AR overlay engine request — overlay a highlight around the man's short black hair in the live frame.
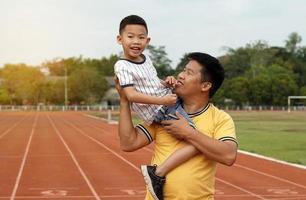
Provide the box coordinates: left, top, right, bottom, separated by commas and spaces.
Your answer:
187, 52, 224, 97
119, 15, 148, 34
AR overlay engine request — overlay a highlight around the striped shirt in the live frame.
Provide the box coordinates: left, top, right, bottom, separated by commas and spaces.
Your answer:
114, 54, 171, 124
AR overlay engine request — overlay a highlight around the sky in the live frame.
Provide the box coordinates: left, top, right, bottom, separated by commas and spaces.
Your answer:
1, 0, 306, 68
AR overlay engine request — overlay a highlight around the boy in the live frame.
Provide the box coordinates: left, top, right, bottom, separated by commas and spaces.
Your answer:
114, 15, 198, 200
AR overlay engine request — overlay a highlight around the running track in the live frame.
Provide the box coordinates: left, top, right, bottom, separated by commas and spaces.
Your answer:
0, 112, 305, 200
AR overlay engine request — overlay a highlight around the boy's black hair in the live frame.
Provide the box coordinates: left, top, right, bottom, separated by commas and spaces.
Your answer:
119, 15, 148, 34
187, 52, 224, 97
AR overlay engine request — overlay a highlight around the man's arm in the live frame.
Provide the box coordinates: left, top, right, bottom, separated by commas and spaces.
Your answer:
161, 112, 237, 166
115, 78, 151, 152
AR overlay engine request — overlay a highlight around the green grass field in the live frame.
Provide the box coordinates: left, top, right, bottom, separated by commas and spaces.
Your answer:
227, 111, 306, 165
88, 110, 306, 166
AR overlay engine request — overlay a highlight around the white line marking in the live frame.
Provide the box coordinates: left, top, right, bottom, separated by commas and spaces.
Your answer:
239, 150, 306, 170
60, 117, 140, 172
234, 163, 306, 189
63, 115, 270, 199
0, 194, 144, 199
216, 178, 267, 200
47, 114, 101, 200
0, 114, 29, 140
10, 113, 38, 200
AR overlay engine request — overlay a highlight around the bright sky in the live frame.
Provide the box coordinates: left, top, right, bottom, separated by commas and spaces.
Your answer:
1, 0, 306, 68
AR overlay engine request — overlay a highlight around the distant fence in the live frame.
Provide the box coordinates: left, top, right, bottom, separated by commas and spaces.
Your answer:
0, 105, 305, 112
0, 105, 119, 112
219, 105, 306, 112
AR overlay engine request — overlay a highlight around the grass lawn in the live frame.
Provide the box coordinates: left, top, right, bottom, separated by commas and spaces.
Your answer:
88, 110, 306, 166
227, 111, 306, 165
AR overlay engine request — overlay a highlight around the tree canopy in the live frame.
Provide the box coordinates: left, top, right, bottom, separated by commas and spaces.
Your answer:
0, 32, 305, 106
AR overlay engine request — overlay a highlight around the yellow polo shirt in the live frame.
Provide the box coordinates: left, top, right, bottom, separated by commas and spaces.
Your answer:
136, 103, 237, 200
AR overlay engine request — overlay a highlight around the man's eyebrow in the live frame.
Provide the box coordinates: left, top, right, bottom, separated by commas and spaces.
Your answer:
185, 67, 195, 73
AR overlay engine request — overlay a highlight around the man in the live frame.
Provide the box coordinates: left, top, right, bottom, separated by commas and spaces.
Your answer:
115, 52, 238, 200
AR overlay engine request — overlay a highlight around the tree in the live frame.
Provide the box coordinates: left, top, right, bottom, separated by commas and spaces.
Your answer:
175, 53, 189, 75
0, 87, 10, 104
146, 45, 174, 78
268, 65, 298, 105
285, 32, 302, 54
223, 77, 249, 106
68, 67, 108, 104
248, 75, 272, 105
1, 64, 45, 105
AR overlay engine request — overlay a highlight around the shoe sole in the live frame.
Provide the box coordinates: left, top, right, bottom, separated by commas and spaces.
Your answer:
141, 165, 159, 200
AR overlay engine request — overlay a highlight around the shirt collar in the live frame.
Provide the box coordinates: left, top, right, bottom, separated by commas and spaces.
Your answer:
187, 103, 210, 118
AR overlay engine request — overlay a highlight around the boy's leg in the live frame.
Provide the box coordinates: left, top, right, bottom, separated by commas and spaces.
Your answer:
141, 145, 198, 200
155, 144, 198, 177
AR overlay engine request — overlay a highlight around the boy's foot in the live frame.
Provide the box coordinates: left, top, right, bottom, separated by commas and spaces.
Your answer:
141, 165, 165, 200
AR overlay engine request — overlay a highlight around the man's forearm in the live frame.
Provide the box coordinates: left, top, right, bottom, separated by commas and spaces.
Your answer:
118, 100, 137, 151
185, 131, 237, 166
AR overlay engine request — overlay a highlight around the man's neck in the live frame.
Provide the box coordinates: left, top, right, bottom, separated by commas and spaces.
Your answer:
182, 96, 209, 114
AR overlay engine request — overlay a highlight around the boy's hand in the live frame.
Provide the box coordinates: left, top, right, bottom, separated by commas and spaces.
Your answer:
162, 76, 177, 88
162, 94, 177, 106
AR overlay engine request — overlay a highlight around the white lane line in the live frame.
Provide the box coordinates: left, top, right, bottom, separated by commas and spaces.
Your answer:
239, 150, 306, 170
0, 113, 29, 140
234, 163, 306, 189
216, 178, 267, 200
61, 115, 269, 199
1, 194, 144, 199
47, 114, 101, 200
60, 117, 140, 172
10, 113, 38, 200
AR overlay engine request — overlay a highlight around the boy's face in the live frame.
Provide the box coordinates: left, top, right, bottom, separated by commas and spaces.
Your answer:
117, 24, 150, 61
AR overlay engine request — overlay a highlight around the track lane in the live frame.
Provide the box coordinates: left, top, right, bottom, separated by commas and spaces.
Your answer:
9, 113, 99, 199
0, 113, 34, 198
1, 112, 305, 200
49, 112, 146, 199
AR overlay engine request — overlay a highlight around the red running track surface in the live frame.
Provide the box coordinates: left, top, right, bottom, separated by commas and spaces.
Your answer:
0, 112, 305, 200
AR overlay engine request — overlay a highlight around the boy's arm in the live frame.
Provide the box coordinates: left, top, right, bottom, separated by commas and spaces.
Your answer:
123, 86, 177, 106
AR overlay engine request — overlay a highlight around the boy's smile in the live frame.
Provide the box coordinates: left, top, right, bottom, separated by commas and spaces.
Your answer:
117, 24, 150, 62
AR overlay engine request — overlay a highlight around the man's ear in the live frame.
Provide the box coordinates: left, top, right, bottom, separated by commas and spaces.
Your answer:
201, 82, 212, 92
116, 35, 122, 44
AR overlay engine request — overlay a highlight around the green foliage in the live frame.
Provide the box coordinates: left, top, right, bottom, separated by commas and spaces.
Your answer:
68, 67, 108, 104
1, 34, 306, 106
147, 45, 174, 78
174, 53, 189, 76
1, 64, 45, 105
300, 86, 306, 95
216, 32, 305, 106
223, 77, 249, 106
0, 87, 10, 104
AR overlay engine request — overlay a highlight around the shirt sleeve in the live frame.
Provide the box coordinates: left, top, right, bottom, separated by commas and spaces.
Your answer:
135, 123, 156, 143
214, 112, 238, 146
114, 61, 134, 87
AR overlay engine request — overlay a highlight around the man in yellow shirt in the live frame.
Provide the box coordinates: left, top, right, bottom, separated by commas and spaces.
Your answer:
115, 52, 238, 200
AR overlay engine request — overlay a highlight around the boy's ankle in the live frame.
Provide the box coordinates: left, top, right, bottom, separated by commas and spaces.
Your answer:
155, 166, 165, 178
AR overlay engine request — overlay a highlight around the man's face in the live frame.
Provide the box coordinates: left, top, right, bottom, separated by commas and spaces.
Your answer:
175, 60, 204, 97
117, 24, 150, 61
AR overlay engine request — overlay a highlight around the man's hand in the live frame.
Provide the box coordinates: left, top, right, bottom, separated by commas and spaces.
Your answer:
113, 76, 128, 102
161, 94, 177, 106
161, 111, 195, 139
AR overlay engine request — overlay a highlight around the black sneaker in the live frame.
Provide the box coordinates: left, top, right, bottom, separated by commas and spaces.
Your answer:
141, 165, 165, 200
